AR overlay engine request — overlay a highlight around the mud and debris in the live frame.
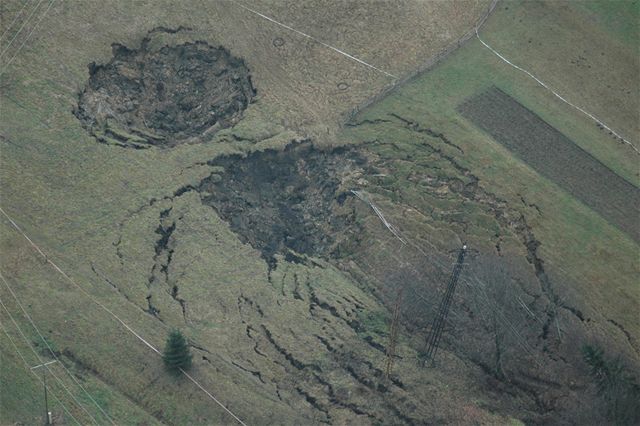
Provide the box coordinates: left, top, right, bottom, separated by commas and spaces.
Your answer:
75, 38, 255, 148
111, 111, 622, 423
198, 142, 367, 269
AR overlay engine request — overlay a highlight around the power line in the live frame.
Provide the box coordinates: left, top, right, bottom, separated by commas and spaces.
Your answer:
422, 244, 467, 366
352, 190, 406, 243
353, 191, 546, 367
355, 236, 465, 325
0, 271, 117, 425
415, 243, 545, 368
0, 318, 81, 425
461, 277, 543, 369
230, 1, 397, 79
0, 296, 97, 424
391, 193, 587, 348
31, 360, 58, 425
475, 28, 637, 154
0, 0, 55, 77
0, 0, 31, 42
390, 224, 543, 369
0, 206, 248, 425
0, 0, 46, 59
363, 230, 545, 371
384, 287, 402, 379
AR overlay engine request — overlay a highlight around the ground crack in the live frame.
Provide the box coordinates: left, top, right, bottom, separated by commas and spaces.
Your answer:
608, 318, 637, 353
261, 325, 320, 372
388, 112, 465, 155
231, 361, 266, 384
238, 294, 265, 318
145, 208, 189, 322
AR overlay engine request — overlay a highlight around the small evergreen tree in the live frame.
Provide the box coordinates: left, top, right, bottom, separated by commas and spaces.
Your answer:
163, 330, 192, 373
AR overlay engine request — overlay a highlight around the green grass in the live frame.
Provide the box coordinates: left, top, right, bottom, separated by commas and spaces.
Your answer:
339, 0, 639, 343
357, 309, 389, 340
0, 0, 638, 423
575, 0, 640, 45
346, 36, 638, 186
0, 333, 43, 425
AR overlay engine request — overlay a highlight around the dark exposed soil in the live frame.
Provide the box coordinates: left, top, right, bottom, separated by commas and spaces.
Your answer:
125, 129, 628, 423
75, 38, 255, 148
199, 142, 367, 269
191, 136, 592, 423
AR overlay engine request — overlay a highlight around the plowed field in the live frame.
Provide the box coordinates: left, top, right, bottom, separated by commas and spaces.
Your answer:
458, 87, 640, 243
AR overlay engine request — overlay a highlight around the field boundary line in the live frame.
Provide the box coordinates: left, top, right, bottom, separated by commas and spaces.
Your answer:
230, 1, 397, 78
0, 206, 248, 426
0, 318, 82, 425
0, 271, 116, 425
475, 28, 638, 155
344, 0, 499, 122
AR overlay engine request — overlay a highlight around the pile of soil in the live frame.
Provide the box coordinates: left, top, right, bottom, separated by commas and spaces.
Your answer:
75, 40, 255, 147
199, 142, 367, 268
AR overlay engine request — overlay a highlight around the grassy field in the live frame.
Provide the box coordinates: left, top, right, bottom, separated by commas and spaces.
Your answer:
0, 1, 500, 424
458, 87, 639, 243
339, 0, 639, 362
1, 0, 638, 424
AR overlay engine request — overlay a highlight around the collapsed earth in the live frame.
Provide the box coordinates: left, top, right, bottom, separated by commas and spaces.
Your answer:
1, 1, 638, 425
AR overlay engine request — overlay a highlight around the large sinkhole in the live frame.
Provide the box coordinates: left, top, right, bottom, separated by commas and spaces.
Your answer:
198, 142, 367, 269
75, 39, 255, 148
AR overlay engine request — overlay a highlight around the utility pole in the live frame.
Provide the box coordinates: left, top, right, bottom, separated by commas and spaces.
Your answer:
384, 287, 403, 380
31, 360, 57, 425
422, 244, 467, 366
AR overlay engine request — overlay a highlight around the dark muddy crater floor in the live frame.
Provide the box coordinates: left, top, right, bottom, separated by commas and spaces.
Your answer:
199, 142, 367, 269
75, 39, 255, 148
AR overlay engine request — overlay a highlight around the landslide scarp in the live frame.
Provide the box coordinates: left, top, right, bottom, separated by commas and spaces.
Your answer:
199, 142, 367, 269
75, 38, 255, 148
